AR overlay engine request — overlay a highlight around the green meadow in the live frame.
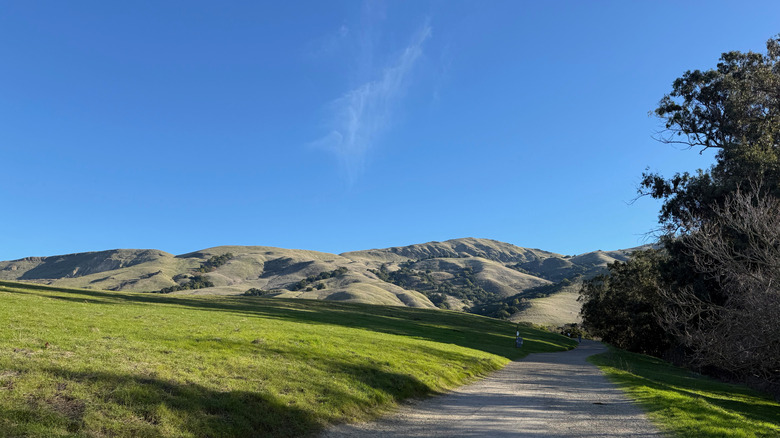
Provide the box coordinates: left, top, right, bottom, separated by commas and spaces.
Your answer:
0, 280, 575, 437
589, 347, 780, 437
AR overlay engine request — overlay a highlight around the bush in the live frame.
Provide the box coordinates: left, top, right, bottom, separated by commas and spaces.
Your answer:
558, 323, 587, 339
155, 275, 215, 294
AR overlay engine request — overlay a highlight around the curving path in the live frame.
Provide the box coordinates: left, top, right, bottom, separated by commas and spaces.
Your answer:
321, 340, 663, 437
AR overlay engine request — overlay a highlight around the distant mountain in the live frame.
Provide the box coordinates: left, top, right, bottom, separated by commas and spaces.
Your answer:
0, 238, 650, 325
342, 237, 558, 264
0, 246, 432, 308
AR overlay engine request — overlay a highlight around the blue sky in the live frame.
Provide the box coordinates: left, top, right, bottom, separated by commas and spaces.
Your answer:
1, 1, 778, 260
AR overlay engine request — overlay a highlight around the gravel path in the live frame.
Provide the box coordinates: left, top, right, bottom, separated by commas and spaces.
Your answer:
321, 340, 664, 437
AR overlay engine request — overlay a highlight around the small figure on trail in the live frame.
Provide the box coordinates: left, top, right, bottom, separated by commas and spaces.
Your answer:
577, 334, 582, 344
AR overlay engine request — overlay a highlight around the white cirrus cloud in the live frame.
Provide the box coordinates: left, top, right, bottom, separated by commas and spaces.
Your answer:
313, 23, 432, 184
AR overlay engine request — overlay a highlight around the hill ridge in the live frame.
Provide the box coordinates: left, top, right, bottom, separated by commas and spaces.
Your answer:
0, 238, 648, 325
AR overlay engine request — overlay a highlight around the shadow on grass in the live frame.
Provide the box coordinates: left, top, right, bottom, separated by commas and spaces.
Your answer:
1, 281, 573, 360
1, 371, 317, 437
591, 348, 780, 428
2, 362, 432, 438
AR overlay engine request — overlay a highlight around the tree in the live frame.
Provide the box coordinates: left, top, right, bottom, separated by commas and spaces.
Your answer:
658, 186, 780, 388
579, 250, 673, 356
641, 35, 780, 233
577, 36, 780, 393
243, 288, 271, 296
635, 35, 780, 390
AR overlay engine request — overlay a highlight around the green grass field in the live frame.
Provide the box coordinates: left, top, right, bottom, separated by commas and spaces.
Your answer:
589, 346, 780, 437
0, 280, 575, 437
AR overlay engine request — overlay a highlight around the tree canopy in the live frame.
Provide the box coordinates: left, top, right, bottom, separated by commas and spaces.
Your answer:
641, 35, 780, 233
582, 35, 780, 392
579, 250, 672, 356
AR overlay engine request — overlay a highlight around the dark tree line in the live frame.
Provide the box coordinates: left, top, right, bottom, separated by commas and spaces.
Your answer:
289, 267, 348, 291
581, 36, 780, 393
197, 253, 234, 273
243, 288, 272, 296
154, 275, 214, 294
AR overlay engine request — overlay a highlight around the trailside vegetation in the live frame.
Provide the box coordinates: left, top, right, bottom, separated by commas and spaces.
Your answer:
579, 250, 672, 357
580, 35, 780, 393
590, 347, 780, 437
658, 187, 780, 386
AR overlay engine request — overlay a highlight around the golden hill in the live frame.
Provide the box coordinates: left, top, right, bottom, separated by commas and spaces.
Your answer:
0, 238, 649, 325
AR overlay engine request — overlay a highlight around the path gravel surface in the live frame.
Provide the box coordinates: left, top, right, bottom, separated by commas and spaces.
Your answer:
321, 340, 663, 437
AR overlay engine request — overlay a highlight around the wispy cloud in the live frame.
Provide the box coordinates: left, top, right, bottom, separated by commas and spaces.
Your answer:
313, 23, 432, 184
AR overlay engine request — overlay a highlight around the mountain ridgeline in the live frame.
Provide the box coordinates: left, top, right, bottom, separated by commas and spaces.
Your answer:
0, 238, 643, 324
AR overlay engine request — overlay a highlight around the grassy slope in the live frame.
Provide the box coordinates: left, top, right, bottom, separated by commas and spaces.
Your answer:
0, 281, 575, 437
1, 247, 436, 308
589, 347, 780, 438
415, 257, 552, 297
511, 281, 583, 327
341, 237, 561, 265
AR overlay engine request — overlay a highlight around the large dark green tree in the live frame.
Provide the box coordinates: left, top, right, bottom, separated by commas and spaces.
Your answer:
580, 250, 672, 356
641, 36, 780, 232
581, 37, 780, 389
640, 36, 780, 388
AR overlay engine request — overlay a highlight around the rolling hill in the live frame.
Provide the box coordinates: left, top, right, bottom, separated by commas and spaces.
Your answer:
0, 238, 648, 325
0, 280, 576, 437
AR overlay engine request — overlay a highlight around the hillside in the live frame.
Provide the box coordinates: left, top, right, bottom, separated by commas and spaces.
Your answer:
0, 280, 575, 437
509, 280, 584, 326
341, 237, 559, 265
0, 238, 648, 325
0, 246, 434, 308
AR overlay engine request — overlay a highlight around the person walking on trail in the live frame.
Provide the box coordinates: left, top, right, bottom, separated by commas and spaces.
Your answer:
577, 334, 582, 344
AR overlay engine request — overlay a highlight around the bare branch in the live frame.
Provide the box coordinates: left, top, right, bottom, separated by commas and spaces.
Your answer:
658, 184, 780, 385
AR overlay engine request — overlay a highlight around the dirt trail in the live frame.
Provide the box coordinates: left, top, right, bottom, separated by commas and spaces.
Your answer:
321, 340, 663, 437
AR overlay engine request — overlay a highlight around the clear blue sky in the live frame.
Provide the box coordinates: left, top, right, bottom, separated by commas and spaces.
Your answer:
1, 1, 778, 260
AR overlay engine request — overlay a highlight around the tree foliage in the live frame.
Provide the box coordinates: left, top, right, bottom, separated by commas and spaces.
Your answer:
155, 275, 214, 294
288, 267, 348, 291
243, 288, 272, 296
197, 253, 234, 273
579, 250, 672, 356
642, 36, 780, 233
583, 35, 780, 391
